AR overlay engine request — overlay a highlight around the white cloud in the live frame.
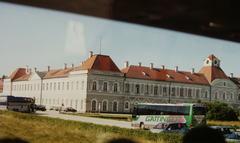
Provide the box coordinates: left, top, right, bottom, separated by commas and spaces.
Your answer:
65, 20, 86, 55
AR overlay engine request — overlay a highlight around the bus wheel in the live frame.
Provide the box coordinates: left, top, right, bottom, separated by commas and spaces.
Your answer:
140, 122, 145, 129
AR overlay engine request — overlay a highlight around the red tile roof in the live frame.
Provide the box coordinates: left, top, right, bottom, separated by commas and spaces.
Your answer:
0, 78, 3, 93
122, 66, 209, 85
229, 77, 240, 88
43, 68, 74, 79
9, 68, 27, 81
199, 66, 228, 83
14, 74, 31, 81
75, 55, 121, 73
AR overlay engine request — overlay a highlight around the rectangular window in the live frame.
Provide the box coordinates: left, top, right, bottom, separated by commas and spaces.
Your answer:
76, 81, 79, 90
136, 84, 140, 94
50, 83, 52, 90
150, 85, 153, 94
58, 82, 60, 90
196, 89, 200, 98
145, 85, 149, 94
81, 81, 84, 90
154, 86, 158, 95
71, 81, 74, 90
46, 83, 49, 90
125, 83, 130, 93
114, 83, 118, 93
180, 88, 184, 97
103, 82, 108, 92
163, 87, 167, 96
54, 82, 56, 91
67, 82, 69, 90
171, 87, 176, 96
62, 82, 65, 90
188, 89, 192, 97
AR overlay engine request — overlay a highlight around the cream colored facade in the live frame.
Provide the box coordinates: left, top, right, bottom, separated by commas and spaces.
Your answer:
2, 54, 240, 113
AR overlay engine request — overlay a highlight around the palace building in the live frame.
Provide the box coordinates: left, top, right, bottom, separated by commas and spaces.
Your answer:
2, 52, 240, 113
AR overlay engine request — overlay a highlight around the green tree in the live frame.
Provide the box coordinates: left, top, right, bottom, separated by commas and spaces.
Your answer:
205, 102, 238, 121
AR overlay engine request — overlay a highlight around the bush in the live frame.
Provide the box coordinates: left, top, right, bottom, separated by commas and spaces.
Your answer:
205, 102, 238, 121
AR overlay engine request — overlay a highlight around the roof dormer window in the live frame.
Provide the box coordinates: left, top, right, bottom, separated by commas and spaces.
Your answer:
185, 76, 191, 80
142, 72, 149, 76
166, 74, 170, 78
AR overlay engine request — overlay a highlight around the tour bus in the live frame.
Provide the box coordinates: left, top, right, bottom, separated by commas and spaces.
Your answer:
0, 95, 35, 113
132, 103, 207, 129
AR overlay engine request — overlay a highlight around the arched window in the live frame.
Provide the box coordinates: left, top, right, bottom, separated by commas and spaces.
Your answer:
113, 101, 118, 112
114, 83, 118, 93
91, 100, 97, 111
215, 92, 218, 99
124, 101, 130, 110
103, 82, 108, 91
102, 100, 108, 112
223, 92, 226, 100
230, 93, 233, 100
92, 81, 97, 91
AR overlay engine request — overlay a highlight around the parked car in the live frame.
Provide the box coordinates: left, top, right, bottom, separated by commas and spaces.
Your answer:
34, 104, 46, 111
63, 107, 77, 112
210, 126, 240, 142
150, 123, 189, 134
49, 106, 61, 111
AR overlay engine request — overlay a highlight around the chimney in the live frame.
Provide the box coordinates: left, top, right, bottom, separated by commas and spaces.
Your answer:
191, 68, 195, 74
80, 61, 84, 66
34, 67, 37, 72
47, 66, 50, 72
124, 61, 129, 68
150, 63, 154, 69
89, 51, 93, 58
64, 63, 67, 70
175, 66, 178, 72
26, 65, 29, 74
72, 64, 74, 68
162, 65, 165, 70
138, 62, 142, 67
230, 73, 234, 78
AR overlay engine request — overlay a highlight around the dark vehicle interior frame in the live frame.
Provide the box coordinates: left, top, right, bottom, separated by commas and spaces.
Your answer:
2, 0, 240, 43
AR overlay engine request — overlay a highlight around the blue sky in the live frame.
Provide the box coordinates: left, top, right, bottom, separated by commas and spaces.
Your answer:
1, 2, 240, 77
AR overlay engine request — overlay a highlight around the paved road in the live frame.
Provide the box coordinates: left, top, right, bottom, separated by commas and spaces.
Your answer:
37, 111, 132, 129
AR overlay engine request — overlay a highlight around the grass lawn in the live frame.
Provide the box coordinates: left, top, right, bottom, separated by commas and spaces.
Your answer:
62, 112, 132, 122
0, 111, 181, 143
